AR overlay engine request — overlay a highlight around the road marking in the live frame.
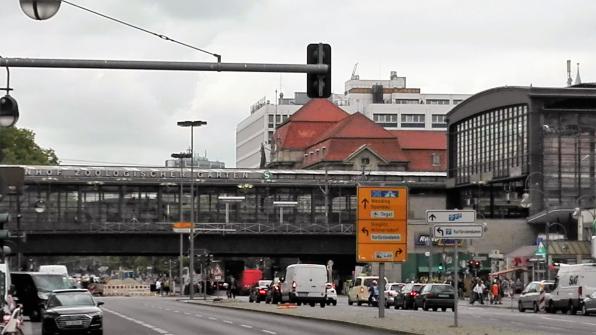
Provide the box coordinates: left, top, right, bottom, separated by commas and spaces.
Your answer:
223, 320, 233, 324
103, 308, 175, 335
540, 316, 576, 323
262, 330, 276, 334
195, 314, 203, 318
241, 324, 253, 329
208, 317, 217, 320
184, 312, 191, 315
173, 310, 180, 313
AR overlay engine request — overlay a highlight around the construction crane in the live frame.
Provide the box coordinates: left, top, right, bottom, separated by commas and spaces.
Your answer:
351, 62, 359, 80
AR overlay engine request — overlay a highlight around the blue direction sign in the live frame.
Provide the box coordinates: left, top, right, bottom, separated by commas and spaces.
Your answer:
426, 210, 476, 224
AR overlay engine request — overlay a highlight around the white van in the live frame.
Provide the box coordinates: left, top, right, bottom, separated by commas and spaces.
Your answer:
38, 265, 68, 276
279, 264, 327, 307
0, 263, 11, 302
547, 263, 596, 314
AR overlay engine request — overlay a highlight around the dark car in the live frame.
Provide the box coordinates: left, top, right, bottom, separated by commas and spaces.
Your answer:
11, 272, 76, 321
394, 283, 424, 310
248, 280, 272, 303
265, 282, 282, 304
41, 289, 103, 335
582, 291, 596, 315
414, 284, 455, 312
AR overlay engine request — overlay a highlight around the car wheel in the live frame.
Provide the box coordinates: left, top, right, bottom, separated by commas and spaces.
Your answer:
297, 301, 302, 306
569, 301, 578, 315
518, 301, 525, 312
31, 308, 42, 322
533, 302, 539, 313
320, 301, 325, 308
357, 300, 362, 306
433, 307, 438, 312
442, 307, 447, 312
332, 300, 337, 306
249, 296, 254, 303
348, 298, 353, 306
547, 301, 556, 314
583, 304, 589, 316
265, 299, 270, 304
309, 302, 315, 307
423, 301, 429, 311
412, 302, 417, 310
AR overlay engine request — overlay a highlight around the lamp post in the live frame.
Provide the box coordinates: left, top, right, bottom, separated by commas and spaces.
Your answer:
273, 201, 298, 231
177, 120, 207, 300
171, 151, 191, 296
572, 195, 595, 241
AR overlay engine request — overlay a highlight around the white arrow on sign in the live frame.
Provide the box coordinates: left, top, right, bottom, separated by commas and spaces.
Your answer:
432, 224, 484, 239
426, 210, 476, 224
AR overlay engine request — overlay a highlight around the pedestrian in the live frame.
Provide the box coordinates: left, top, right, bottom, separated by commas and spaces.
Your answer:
490, 279, 500, 304
155, 279, 162, 296
470, 278, 485, 305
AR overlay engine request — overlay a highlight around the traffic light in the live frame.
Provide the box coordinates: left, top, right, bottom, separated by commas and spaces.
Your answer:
306, 43, 331, 98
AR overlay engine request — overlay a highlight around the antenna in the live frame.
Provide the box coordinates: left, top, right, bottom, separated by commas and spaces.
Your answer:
567, 60, 572, 86
575, 62, 582, 85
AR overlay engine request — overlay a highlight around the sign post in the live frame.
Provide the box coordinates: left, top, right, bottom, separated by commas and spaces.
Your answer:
357, 186, 408, 319
428, 209, 481, 329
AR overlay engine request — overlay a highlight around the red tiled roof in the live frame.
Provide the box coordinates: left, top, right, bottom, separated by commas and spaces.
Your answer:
404, 150, 447, 171
390, 130, 447, 150
287, 99, 349, 122
311, 113, 396, 145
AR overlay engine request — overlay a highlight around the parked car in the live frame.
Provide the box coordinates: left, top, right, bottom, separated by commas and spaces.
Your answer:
414, 284, 455, 312
582, 291, 596, 315
547, 263, 596, 314
41, 289, 103, 335
384, 282, 404, 308
518, 280, 554, 313
326, 283, 337, 306
248, 280, 272, 303
279, 264, 327, 307
394, 283, 424, 310
265, 282, 282, 304
12, 272, 76, 321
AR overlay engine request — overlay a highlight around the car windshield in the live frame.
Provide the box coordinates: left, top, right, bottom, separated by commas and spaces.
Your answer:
258, 280, 272, 287
53, 292, 95, 307
363, 278, 377, 286
33, 275, 73, 293
431, 285, 454, 293
390, 284, 402, 291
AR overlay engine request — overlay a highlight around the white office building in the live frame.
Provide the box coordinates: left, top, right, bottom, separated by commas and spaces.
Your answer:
235, 72, 471, 168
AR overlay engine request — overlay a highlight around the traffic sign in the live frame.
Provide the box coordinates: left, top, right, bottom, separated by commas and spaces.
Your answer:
357, 243, 407, 263
357, 186, 408, 263
172, 222, 191, 233
432, 224, 483, 239
426, 210, 476, 224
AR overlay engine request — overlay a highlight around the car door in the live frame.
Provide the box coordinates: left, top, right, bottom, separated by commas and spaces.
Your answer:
520, 283, 537, 309
348, 278, 362, 302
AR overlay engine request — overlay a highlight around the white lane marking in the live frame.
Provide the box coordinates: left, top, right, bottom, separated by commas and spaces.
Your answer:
223, 320, 233, 324
195, 314, 203, 318
173, 310, 180, 313
262, 330, 276, 334
184, 312, 191, 315
208, 316, 218, 320
540, 316, 576, 323
241, 324, 253, 329
103, 308, 175, 335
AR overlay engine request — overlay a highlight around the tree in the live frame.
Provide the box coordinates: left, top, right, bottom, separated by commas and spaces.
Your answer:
0, 127, 58, 165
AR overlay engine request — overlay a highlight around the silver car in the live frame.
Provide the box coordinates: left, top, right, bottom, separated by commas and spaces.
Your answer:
518, 280, 554, 313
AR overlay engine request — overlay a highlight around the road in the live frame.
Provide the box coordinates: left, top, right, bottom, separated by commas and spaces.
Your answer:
27, 296, 400, 335
24, 295, 596, 335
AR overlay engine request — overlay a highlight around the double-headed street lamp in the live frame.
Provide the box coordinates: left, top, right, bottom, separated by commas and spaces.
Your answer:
177, 120, 206, 300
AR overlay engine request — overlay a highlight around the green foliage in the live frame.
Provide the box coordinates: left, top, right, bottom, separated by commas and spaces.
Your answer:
0, 127, 59, 165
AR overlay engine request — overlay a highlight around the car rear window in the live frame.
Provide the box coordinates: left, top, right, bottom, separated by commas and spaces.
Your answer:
431, 285, 454, 293
363, 278, 377, 286
390, 284, 402, 291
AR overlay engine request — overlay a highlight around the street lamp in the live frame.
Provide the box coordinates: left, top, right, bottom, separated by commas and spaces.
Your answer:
572, 195, 596, 241
273, 201, 298, 231
171, 151, 191, 296
19, 0, 61, 20
177, 120, 207, 300
218, 196, 245, 224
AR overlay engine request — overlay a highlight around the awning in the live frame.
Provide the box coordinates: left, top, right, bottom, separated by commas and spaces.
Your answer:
527, 208, 575, 225
549, 240, 591, 256
489, 267, 527, 277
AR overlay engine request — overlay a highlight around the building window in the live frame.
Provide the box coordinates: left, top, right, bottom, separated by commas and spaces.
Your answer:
395, 99, 419, 104
268, 131, 273, 143
426, 99, 450, 105
268, 115, 274, 128
321, 147, 326, 155
401, 114, 425, 128
453, 99, 464, 105
373, 114, 398, 127
432, 153, 441, 166
432, 114, 447, 128
282, 115, 288, 122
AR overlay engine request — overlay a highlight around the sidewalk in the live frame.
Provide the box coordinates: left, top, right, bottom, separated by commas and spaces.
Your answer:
180, 297, 540, 335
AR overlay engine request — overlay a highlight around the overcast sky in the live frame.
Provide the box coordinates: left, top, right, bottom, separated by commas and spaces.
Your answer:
1, 0, 594, 167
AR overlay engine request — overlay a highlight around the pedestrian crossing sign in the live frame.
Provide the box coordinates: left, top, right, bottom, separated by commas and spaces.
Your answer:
535, 241, 546, 257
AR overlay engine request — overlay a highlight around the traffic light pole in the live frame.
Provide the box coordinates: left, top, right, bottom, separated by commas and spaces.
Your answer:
0, 57, 328, 75
453, 242, 459, 328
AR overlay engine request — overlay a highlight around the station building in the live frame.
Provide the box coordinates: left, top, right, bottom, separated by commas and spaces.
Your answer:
446, 85, 596, 280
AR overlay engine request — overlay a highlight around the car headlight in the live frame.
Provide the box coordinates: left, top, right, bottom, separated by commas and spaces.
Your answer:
88, 311, 103, 318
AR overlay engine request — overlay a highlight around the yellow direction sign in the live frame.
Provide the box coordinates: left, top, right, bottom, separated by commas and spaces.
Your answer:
357, 186, 408, 263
